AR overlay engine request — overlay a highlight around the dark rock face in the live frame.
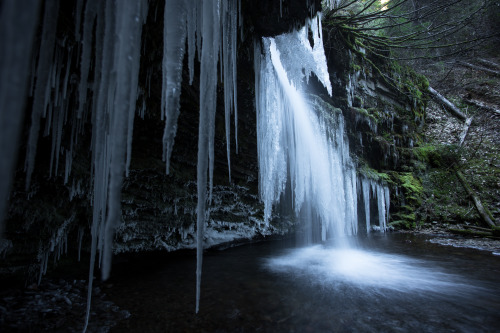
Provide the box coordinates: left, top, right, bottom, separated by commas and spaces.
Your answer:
243, 0, 322, 36
321, 20, 429, 228
323, 27, 423, 172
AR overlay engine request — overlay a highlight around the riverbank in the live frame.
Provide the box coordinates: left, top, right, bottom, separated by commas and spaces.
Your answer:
401, 225, 500, 255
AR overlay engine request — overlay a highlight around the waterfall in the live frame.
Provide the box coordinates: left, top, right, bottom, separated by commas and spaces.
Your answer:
254, 15, 389, 243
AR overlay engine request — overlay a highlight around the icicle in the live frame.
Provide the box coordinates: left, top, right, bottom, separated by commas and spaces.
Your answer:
84, 0, 116, 329
83, 201, 99, 333
362, 178, 371, 232
25, 0, 60, 190
77, 227, 84, 262
78, 0, 98, 119
74, 0, 85, 41
220, 0, 240, 182
222, 0, 233, 182
125, 1, 148, 176
0, 0, 41, 231
62, 47, 72, 102
162, 0, 189, 174
101, 0, 147, 282
345, 168, 358, 235
54, 104, 64, 176
187, 1, 198, 85
48, 106, 59, 177
64, 148, 72, 184
196, 0, 203, 62
232, 16, 239, 156
384, 186, 390, 226
195, 0, 220, 314
377, 185, 387, 231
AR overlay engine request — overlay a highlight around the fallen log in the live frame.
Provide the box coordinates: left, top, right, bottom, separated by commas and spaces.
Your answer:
427, 86, 467, 121
459, 117, 473, 146
491, 226, 500, 237
455, 170, 497, 228
477, 58, 500, 70
456, 61, 500, 77
463, 225, 493, 232
464, 98, 500, 117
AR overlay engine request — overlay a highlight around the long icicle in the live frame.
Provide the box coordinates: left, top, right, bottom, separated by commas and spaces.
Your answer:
84, 0, 113, 328
0, 0, 41, 233
102, 0, 146, 282
196, 0, 220, 313
162, 0, 188, 175
24, 0, 60, 190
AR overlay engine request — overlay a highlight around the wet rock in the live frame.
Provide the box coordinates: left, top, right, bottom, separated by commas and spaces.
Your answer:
0, 279, 128, 332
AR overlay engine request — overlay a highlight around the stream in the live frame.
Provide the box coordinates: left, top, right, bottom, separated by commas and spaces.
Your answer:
106, 233, 500, 332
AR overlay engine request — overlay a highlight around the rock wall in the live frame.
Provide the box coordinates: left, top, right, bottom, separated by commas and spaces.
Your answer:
320, 16, 429, 229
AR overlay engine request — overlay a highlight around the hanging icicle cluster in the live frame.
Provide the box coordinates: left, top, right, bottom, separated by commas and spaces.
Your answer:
77, 1, 150, 331
360, 177, 391, 233
158, 0, 242, 314
0, 0, 41, 232
0, 0, 242, 326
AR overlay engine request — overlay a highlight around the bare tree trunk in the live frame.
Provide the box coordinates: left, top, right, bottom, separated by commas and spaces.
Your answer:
477, 58, 500, 70
428, 86, 467, 121
456, 61, 500, 77
455, 170, 497, 228
464, 99, 500, 116
449, 228, 492, 237
459, 117, 473, 146
463, 225, 493, 232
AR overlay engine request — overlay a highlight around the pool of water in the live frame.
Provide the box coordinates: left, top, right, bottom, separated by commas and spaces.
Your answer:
106, 233, 500, 332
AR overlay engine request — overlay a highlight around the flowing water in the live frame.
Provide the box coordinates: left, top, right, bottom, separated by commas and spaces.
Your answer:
106, 234, 500, 332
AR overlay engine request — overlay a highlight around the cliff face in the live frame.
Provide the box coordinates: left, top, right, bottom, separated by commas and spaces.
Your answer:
320, 16, 429, 230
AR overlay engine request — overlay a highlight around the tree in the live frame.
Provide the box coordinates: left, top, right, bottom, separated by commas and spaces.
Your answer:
323, 0, 500, 61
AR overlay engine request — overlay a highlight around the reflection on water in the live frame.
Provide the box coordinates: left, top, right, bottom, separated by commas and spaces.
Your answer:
265, 245, 475, 294
108, 234, 500, 333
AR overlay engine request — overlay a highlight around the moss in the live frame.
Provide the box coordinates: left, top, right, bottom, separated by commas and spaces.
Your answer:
389, 220, 415, 229
353, 95, 363, 107
385, 61, 429, 118
396, 172, 424, 206
352, 63, 362, 72
414, 143, 462, 169
414, 144, 440, 167
382, 131, 392, 141
358, 164, 391, 182
353, 107, 378, 123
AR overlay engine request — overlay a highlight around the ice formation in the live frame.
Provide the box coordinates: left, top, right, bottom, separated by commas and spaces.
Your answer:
83, 1, 149, 331
360, 177, 391, 233
324, 0, 342, 10
254, 14, 390, 242
158, 0, 242, 314
0, 0, 41, 232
